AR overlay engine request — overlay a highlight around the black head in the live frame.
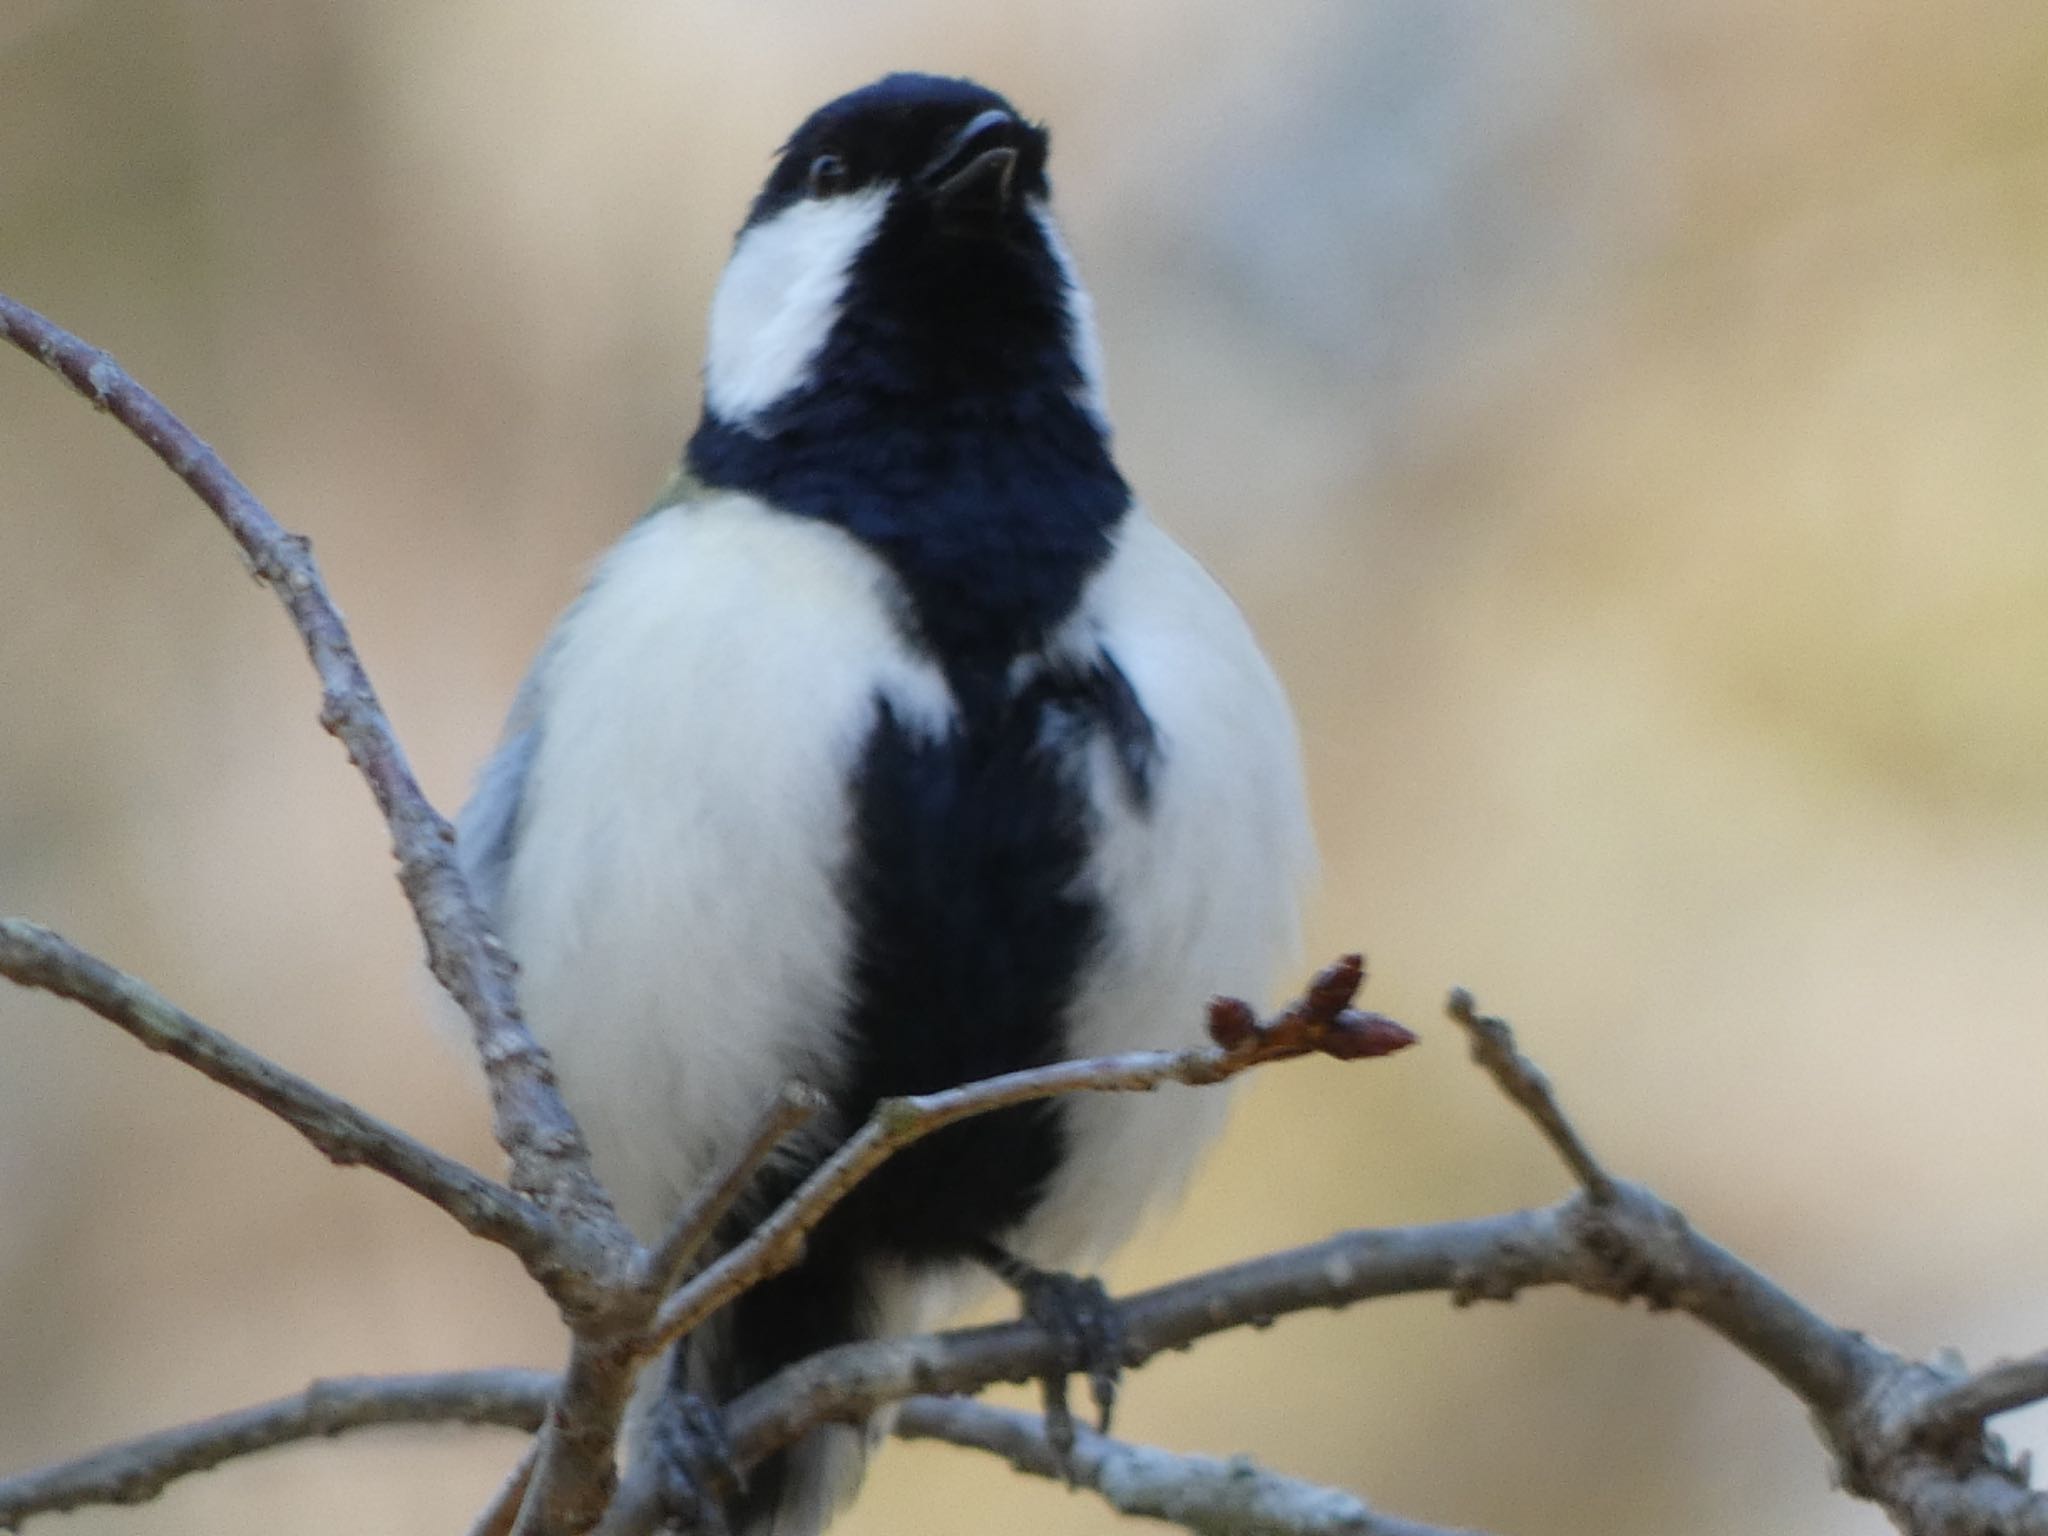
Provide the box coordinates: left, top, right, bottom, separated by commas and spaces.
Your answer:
696, 73, 1100, 432
688, 75, 1129, 660
748, 73, 1051, 233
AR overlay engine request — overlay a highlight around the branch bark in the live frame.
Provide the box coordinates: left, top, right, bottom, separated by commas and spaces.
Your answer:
7, 1172, 2046, 1535
1914, 1351, 2048, 1447
0, 918, 550, 1265
893, 1396, 1484, 1536
0, 1371, 552, 1529
639, 1081, 826, 1298
0, 291, 624, 1290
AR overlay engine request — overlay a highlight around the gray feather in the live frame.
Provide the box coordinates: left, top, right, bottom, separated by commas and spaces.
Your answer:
455, 668, 547, 924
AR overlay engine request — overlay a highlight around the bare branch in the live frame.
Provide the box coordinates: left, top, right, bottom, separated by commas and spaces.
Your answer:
1441, 990, 2048, 1536
5, 1187, 2044, 1535
512, 1342, 638, 1536
527, 1091, 822, 1536
0, 918, 552, 1265
713, 1186, 2043, 1536
1445, 987, 1615, 1201
468, 1447, 539, 1536
649, 955, 1415, 1352
0, 1371, 553, 1529
0, 292, 622, 1278
894, 1396, 1485, 1536
720, 1209, 1575, 1474
1916, 1350, 2048, 1445
640, 1081, 826, 1298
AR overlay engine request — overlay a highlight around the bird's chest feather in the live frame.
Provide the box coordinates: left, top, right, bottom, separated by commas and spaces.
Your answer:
822, 655, 1158, 1253
493, 497, 1310, 1260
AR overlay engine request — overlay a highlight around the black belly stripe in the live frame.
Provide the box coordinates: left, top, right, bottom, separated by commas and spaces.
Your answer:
827, 669, 1100, 1253
693, 650, 1159, 1503
723, 650, 1158, 1266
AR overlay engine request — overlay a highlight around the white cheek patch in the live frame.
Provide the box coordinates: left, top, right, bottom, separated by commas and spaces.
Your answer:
704, 186, 893, 428
1032, 202, 1110, 428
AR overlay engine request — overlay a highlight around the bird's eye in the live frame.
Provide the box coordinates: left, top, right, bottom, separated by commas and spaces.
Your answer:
807, 153, 849, 196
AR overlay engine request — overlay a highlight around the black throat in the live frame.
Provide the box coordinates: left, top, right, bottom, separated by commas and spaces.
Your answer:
685, 201, 1130, 664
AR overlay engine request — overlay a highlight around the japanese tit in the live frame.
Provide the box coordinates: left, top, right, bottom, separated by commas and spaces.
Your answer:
458, 71, 1313, 1536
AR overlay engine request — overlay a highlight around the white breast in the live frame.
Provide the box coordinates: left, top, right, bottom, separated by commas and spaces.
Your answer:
483, 498, 1311, 1265
495, 493, 953, 1238
1017, 511, 1317, 1268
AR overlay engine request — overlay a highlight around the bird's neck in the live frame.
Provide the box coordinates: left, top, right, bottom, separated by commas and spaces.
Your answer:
686, 374, 1128, 663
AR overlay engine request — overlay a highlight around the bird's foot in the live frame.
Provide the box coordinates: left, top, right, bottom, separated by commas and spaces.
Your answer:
974, 1242, 1125, 1471
647, 1391, 742, 1534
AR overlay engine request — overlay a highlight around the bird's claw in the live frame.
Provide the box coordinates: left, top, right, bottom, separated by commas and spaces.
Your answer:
977, 1245, 1124, 1475
1023, 1267, 1123, 1446
649, 1392, 742, 1533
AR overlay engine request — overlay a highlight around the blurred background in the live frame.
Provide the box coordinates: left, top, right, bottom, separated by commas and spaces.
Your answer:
4, 3, 2047, 1532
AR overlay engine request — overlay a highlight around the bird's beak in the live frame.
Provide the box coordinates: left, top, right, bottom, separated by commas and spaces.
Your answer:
919, 108, 1021, 227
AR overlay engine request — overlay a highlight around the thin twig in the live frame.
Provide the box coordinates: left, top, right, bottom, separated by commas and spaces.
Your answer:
639, 1081, 826, 1297
0, 918, 551, 1264
1443, 988, 2048, 1535
0, 1371, 553, 1529
1445, 988, 1616, 1201
1914, 1350, 2048, 1445
650, 956, 1414, 1352
552, 1081, 824, 1535
0, 291, 621, 1279
894, 1396, 1484, 1536
468, 1445, 540, 1536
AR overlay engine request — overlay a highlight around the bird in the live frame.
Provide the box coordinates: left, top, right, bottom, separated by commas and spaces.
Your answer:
457, 71, 1315, 1536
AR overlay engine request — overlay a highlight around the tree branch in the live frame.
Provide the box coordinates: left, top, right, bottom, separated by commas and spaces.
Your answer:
711, 1208, 1573, 1482
893, 1396, 1483, 1536
0, 1371, 553, 1529
468, 1446, 540, 1536
0, 291, 623, 1286
0, 918, 551, 1266
638, 1081, 825, 1298
675, 991, 2047, 1536
1444, 988, 1614, 1201
512, 1340, 641, 1536
1446, 987, 2048, 1536
8, 1169, 2046, 1536
1915, 1351, 2048, 1446
504, 1088, 829, 1535
648, 954, 1413, 1351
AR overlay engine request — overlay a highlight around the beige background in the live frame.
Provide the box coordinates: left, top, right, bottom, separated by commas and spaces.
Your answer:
4, 4, 2047, 1533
